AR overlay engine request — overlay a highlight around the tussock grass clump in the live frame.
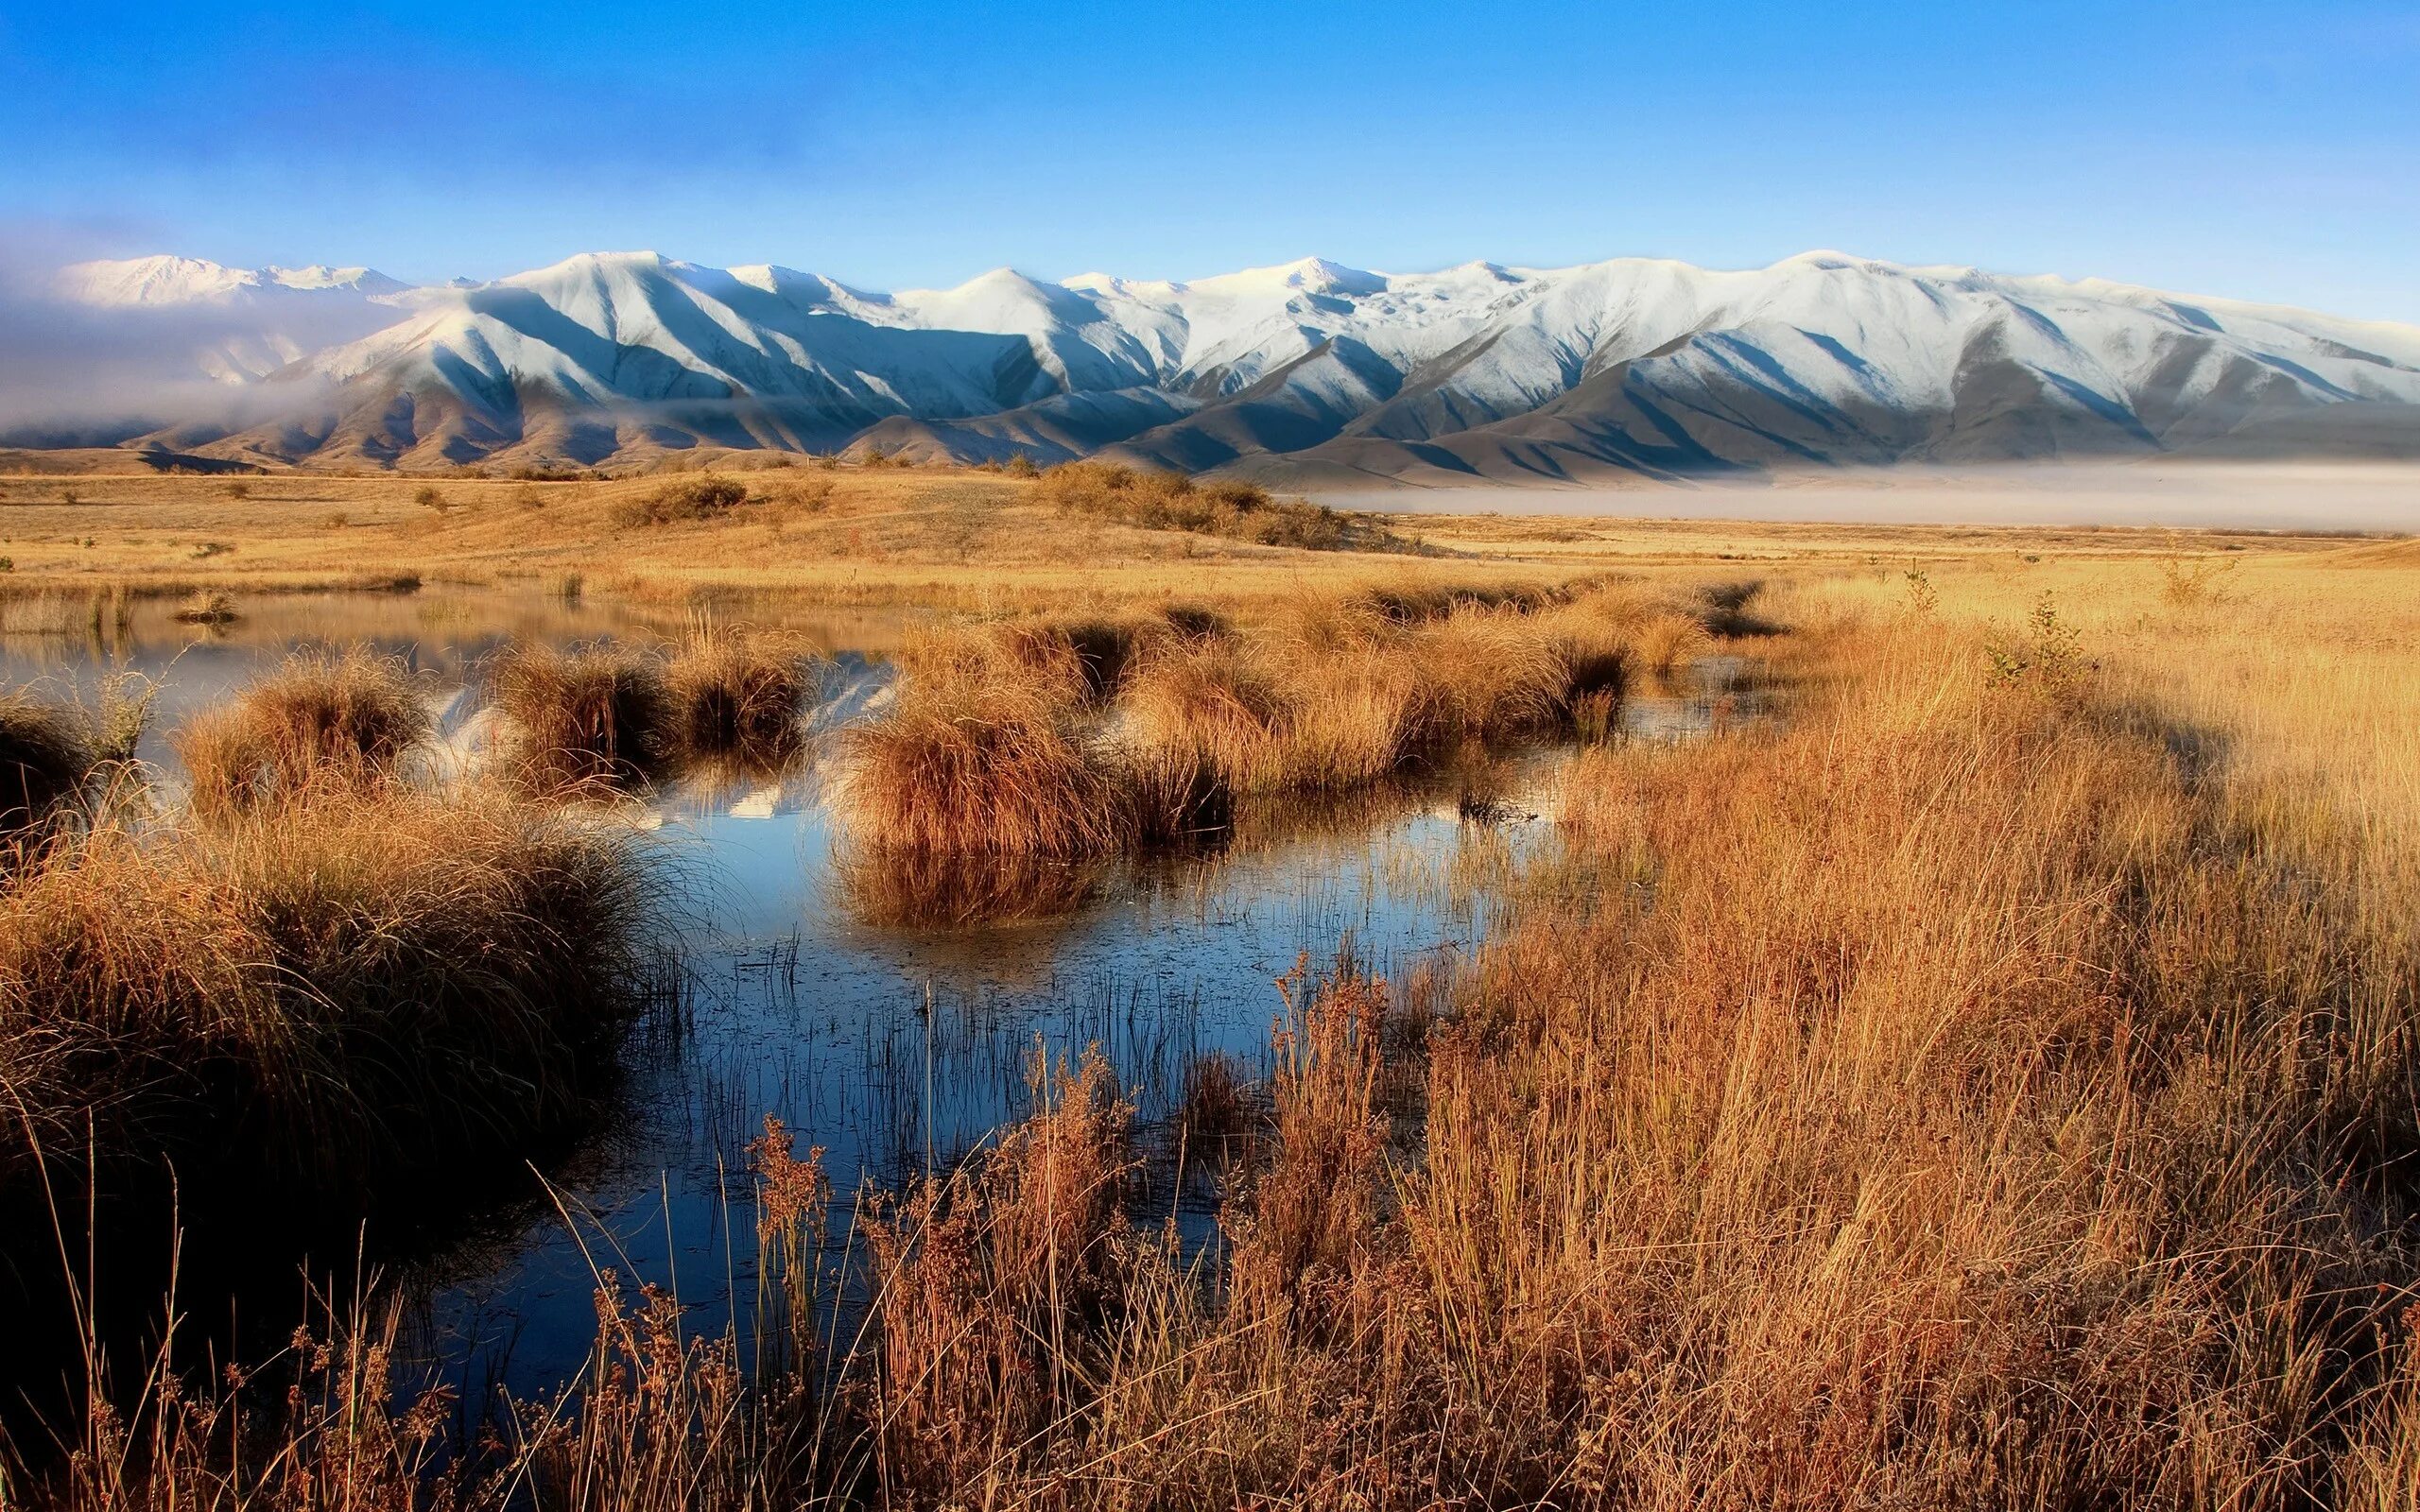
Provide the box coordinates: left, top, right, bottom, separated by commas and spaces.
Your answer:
838, 675, 1126, 858
663, 626, 819, 760
0, 785, 657, 1236
1123, 615, 1440, 796
1271, 650, 1444, 790
1121, 635, 1294, 793
494, 643, 671, 785
901, 616, 1145, 710
1126, 593, 1582, 796
172, 648, 429, 816
1415, 608, 1569, 740
1632, 609, 1715, 673
1119, 747, 1234, 848
1344, 579, 1564, 625
171, 590, 237, 624
1155, 602, 1229, 644
0, 694, 93, 834
1543, 610, 1635, 741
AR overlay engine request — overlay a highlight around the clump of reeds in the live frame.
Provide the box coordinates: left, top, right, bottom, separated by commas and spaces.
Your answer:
1415, 607, 1569, 740
172, 647, 429, 816
901, 616, 1144, 709
1631, 610, 1714, 674
0, 783, 658, 1235
1177, 1050, 1251, 1151
859, 1049, 1140, 1495
1120, 746, 1234, 848
171, 590, 237, 625
663, 625, 820, 762
494, 642, 671, 786
1225, 969, 1395, 1338
838, 672, 1126, 857
1122, 601, 1448, 795
0, 693, 93, 834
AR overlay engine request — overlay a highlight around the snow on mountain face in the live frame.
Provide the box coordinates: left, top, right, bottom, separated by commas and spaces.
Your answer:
40, 250, 2420, 475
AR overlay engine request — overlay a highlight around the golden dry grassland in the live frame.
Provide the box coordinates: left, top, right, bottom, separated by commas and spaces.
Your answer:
0, 461, 2364, 612
5, 459, 2418, 1508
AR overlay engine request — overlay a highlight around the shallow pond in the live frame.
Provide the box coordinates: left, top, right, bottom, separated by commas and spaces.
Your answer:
1, 585, 1749, 1408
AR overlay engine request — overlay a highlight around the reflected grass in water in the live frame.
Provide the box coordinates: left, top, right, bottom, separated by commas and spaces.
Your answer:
834, 847, 1111, 929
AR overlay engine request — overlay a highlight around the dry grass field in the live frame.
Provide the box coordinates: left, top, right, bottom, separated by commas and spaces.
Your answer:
0, 460, 2365, 612
5, 459, 2418, 1508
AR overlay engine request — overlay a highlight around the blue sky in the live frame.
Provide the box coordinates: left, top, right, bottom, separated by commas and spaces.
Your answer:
3, 0, 2414, 319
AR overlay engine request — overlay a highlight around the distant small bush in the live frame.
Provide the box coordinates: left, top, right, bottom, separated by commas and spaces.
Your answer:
611, 474, 751, 529
222, 481, 249, 500
1985, 592, 2095, 704
1902, 569, 1937, 618
413, 485, 453, 514
1005, 452, 1040, 478
1032, 462, 1391, 553
2157, 556, 2237, 607
759, 477, 835, 515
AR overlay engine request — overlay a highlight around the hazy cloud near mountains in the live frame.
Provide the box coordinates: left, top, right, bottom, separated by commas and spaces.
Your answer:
0, 242, 337, 445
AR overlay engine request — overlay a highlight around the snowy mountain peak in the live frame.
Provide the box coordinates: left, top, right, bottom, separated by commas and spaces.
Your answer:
260, 265, 410, 296
1777, 249, 1897, 272
1194, 256, 1385, 298
55, 254, 407, 306
23, 246, 2420, 476
56, 255, 258, 306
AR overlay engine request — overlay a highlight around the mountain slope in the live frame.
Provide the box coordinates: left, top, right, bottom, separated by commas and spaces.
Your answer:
42, 249, 2420, 477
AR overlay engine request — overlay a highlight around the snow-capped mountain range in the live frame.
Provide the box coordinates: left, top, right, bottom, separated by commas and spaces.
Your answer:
33, 249, 2420, 481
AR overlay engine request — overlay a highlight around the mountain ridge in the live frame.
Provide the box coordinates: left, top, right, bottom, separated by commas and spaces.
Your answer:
27, 249, 2420, 479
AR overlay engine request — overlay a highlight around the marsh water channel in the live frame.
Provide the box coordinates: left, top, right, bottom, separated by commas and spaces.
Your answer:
5, 585, 1753, 1415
